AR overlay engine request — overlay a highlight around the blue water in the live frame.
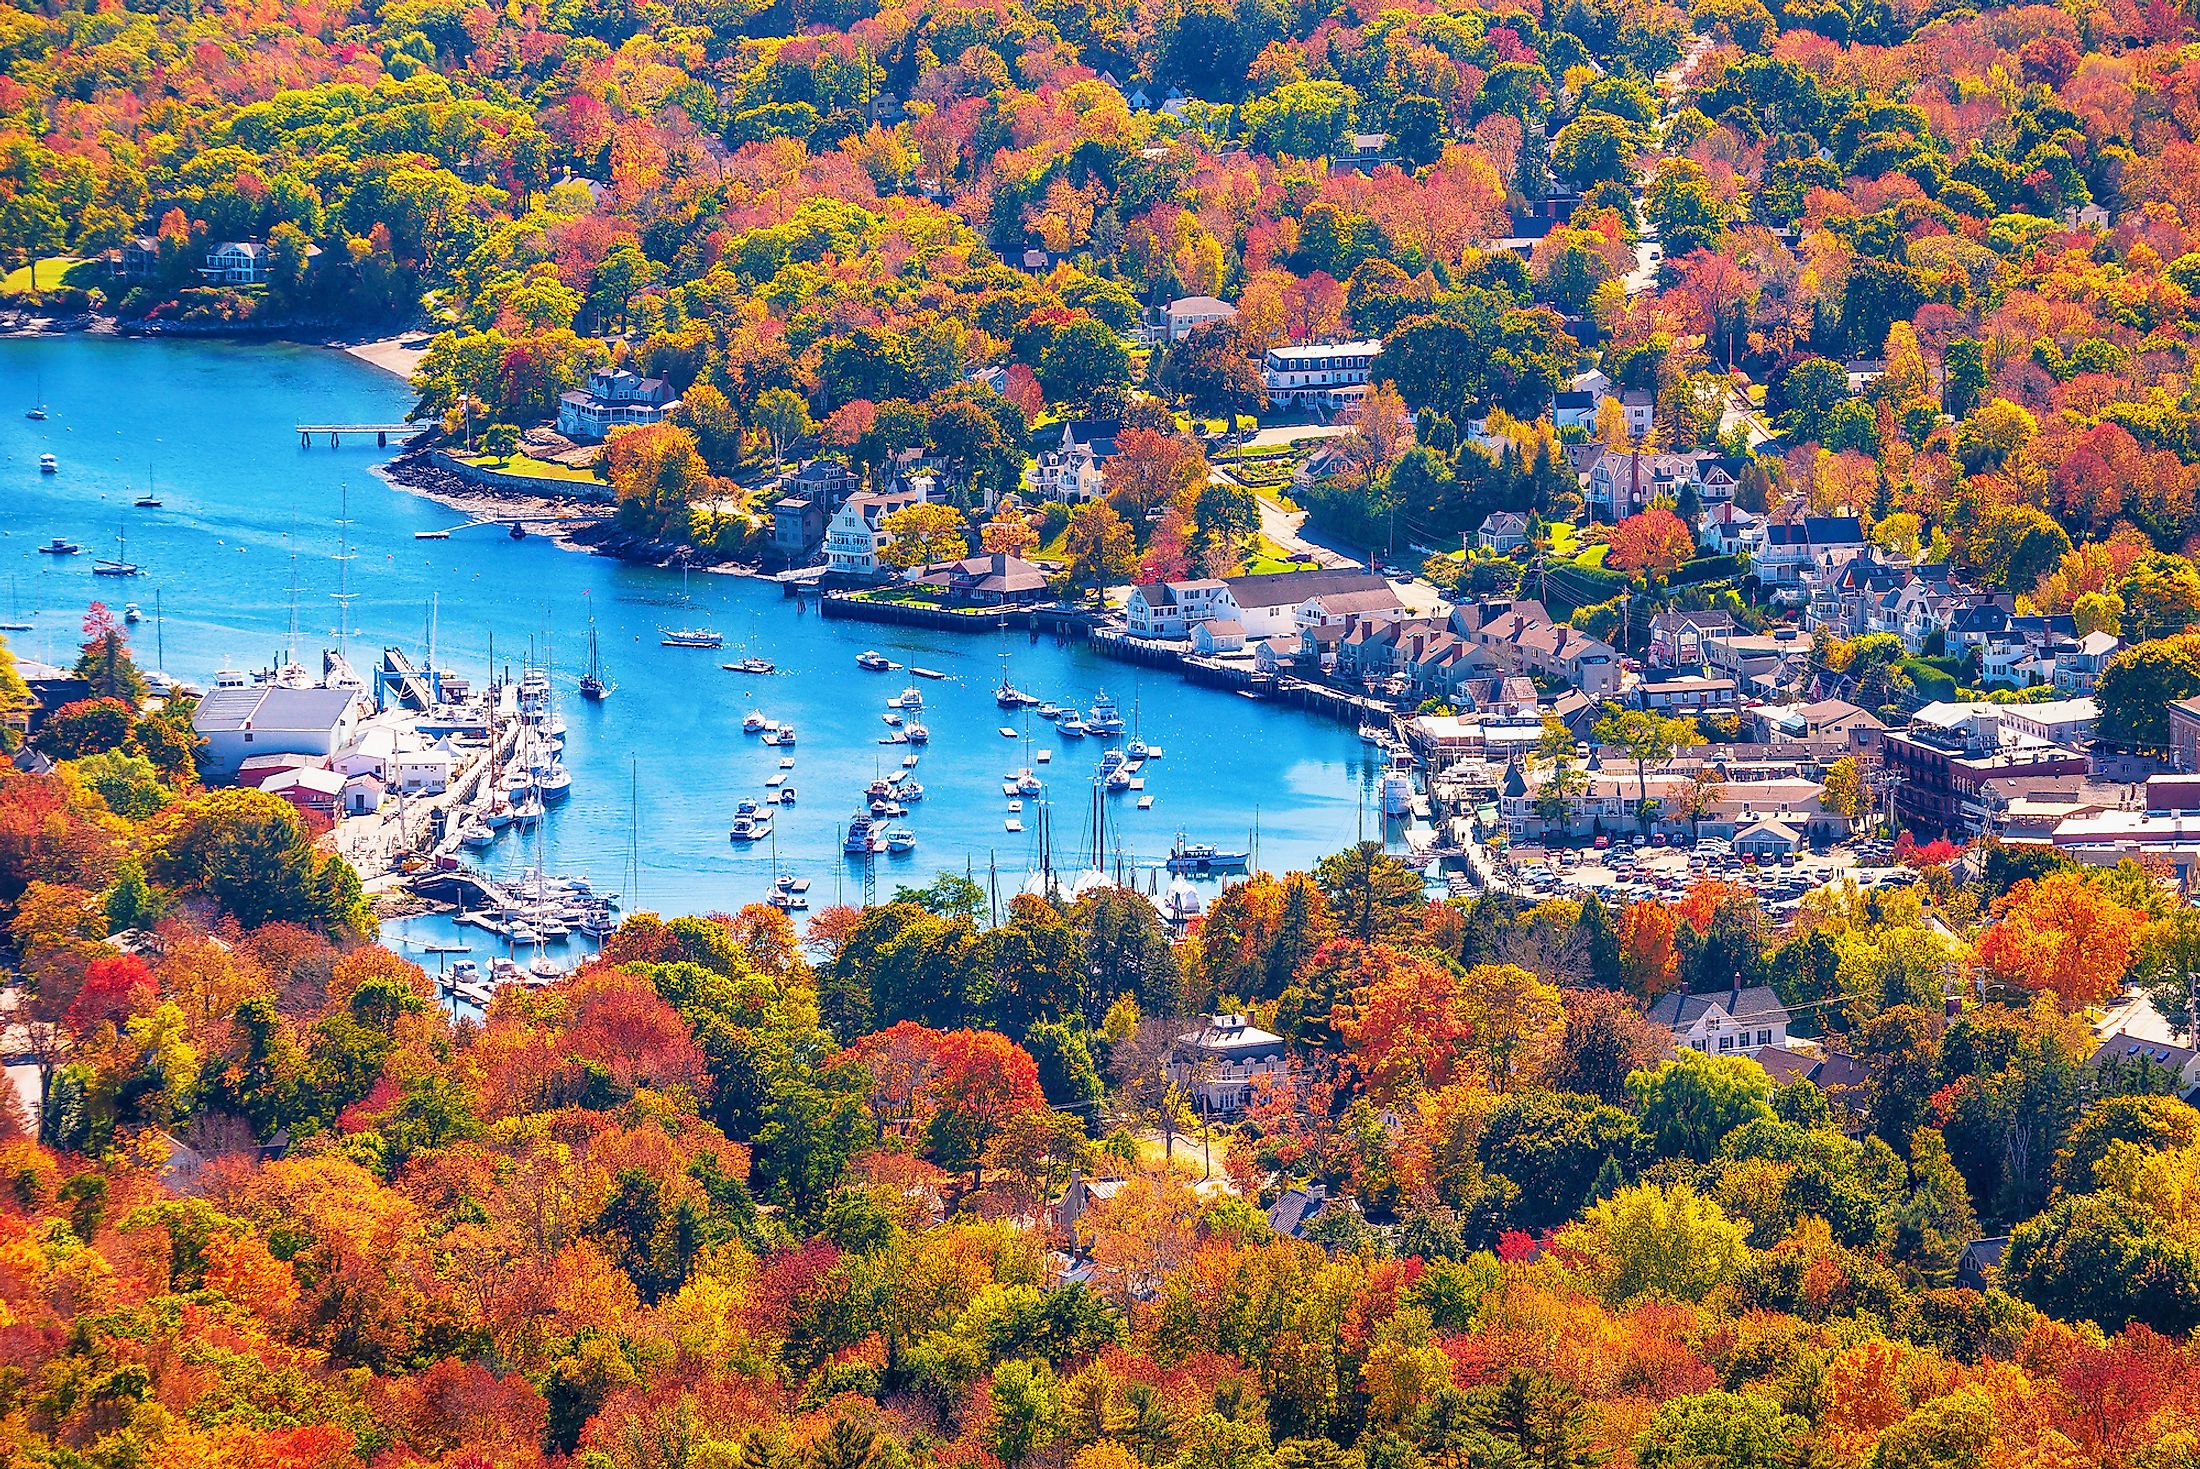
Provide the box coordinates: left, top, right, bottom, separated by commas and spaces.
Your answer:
1, 336, 1397, 937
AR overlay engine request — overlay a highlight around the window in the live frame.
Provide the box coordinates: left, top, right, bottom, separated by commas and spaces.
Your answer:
1757, 1029, 1772, 1045
1718, 1035, 1733, 1051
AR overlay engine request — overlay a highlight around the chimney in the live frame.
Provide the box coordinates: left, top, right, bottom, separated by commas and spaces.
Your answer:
1730, 973, 1744, 1013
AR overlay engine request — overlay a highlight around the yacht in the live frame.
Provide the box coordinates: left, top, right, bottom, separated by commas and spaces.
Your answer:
92, 529, 141, 578
844, 815, 882, 854
662, 628, 723, 648
1105, 766, 1132, 793
1379, 748, 1416, 818
1128, 739, 1161, 761
886, 827, 918, 853
1056, 712, 1089, 738
898, 781, 924, 802
1087, 690, 1125, 735
856, 650, 892, 671
1099, 748, 1127, 773
1167, 833, 1251, 873
1011, 769, 1043, 796
579, 616, 611, 701
996, 683, 1038, 708
1163, 879, 1205, 924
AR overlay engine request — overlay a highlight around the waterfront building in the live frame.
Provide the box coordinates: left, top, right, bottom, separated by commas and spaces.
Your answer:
1126, 579, 1232, 639
1262, 339, 1381, 409
260, 763, 345, 819
825, 481, 931, 577
770, 459, 858, 560
200, 241, 271, 286
909, 552, 1051, 606
192, 685, 360, 782
556, 367, 683, 441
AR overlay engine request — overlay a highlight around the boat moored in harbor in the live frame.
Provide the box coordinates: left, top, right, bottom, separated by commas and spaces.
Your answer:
1167, 833, 1251, 873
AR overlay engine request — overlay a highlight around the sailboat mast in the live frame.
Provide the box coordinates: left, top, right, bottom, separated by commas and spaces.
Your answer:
332, 484, 356, 658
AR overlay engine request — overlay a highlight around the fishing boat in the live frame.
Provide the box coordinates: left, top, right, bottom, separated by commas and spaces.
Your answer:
36, 538, 78, 556
662, 628, 723, 648
856, 650, 893, 671
578, 615, 611, 700
886, 827, 918, 853
1056, 711, 1089, 738
93, 528, 142, 577
1087, 689, 1125, 735
844, 815, 882, 854
1166, 833, 1251, 873
38, 454, 58, 475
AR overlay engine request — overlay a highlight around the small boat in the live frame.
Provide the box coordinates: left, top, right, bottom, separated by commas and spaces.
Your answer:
509, 923, 541, 946
133, 494, 161, 509
1087, 690, 1125, 736
856, 650, 892, 671
899, 781, 924, 802
727, 657, 774, 674
38, 454, 57, 474
778, 786, 797, 804
844, 816, 881, 855
414, 529, 452, 539
743, 711, 769, 733
904, 723, 929, 744
458, 817, 495, 849
535, 762, 573, 802
888, 686, 924, 711
123, 603, 142, 624
1036, 703, 1063, 720
1129, 739, 1157, 760
763, 724, 797, 746
36, 538, 78, 555
662, 628, 724, 648
1358, 722, 1389, 744
730, 812, 773, 842
1106, 767, 1133, 792
886, 827, 917, 853
1056, 712, 1089, 738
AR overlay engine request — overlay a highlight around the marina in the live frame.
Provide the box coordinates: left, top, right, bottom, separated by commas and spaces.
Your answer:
6, 335, 1411, 935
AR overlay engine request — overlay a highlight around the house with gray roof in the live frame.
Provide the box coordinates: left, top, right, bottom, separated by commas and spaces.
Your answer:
1646, 985, 1791, 1058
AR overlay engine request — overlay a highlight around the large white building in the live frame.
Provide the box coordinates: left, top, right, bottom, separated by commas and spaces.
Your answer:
192, 685, 361, 782
825, 481, 931, 577
1262, 339, 1381, 409
1126, 570, 1396, 641
1646, 987, 1792, 1057
1172, 1013, 1288, 1115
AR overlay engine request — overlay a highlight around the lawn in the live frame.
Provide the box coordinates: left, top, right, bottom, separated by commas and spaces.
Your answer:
2, 257, 95, 296
457, 451, 602, 484
1547, 521, 1581, 556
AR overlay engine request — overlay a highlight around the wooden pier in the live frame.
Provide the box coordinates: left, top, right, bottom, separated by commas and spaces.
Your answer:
295, 422, 428, 448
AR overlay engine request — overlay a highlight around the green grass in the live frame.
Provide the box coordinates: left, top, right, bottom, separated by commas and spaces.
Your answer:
457, 451, 601, 484
1574, 543, 1608, 569
1547, 522, 1581, 556
2, 257, 95, 296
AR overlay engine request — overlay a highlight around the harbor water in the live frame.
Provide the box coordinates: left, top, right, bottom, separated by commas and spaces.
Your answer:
2, 336, 1404, 954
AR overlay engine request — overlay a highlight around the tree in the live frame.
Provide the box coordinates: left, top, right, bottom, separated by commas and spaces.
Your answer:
1644, 159, 1734, 258
879, 502, 969, 571
1628, 1050, 1775, 1162
982, 503, 1039, 557
147, 789, 371, 936
1591, 706, 1694, 830
74, 605, 147, 706
1565, 1182, 1751, 1305
752, 387, 815, 468
2117, 554, 2200, 643
1162, 321, 1267, 432
1037, 320, 1131, 409
1605, 510, 1694, 580
925, 1028, 1049, 1187
1550, 111, 1643, 192
1821, 756, 1873, 826
1312, 842, 1425, 944
1105, 429, 1205, 518
1539, 987, 1669, 1099
607, 422, 709, 534
1063, 502, 1135, 598
1635, 1390, 1806, 1469
481, 423, 520, 463
2097, 636, 2200, 753
1974, 870, 2146, 1008
2003, 1192, 2200, 1335
1617, 901, 1680, 997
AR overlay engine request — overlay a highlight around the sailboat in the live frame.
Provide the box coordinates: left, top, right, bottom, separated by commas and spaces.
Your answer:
660, 563, 722, 648
578, 613, 611, 700
25, 377, 45, 421
0, 578, 30, 632
93, 525, 142, 577
133, 465, 161, 509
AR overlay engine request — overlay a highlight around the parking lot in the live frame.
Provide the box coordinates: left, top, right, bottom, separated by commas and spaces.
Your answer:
1493, 833, 1918, 910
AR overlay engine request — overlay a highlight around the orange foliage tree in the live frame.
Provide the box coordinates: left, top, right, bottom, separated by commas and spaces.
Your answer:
1974, 870, 2146, 1007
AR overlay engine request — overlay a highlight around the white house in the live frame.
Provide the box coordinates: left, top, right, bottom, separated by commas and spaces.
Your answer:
1619, 388, 1654, 439
1127, 579, 1232, 639
193, 685, 360, 782
1646, 986, 1792, 1057
556, 366, 683, 441
1171, 1013, 1288, 1115
1229, 570, 1394, 638
825, 482, 931, 577
1030, 420, 1121, 504
1263, 339, 1381, 409
1163, 295, 1237, 341
201, 241, 269, 286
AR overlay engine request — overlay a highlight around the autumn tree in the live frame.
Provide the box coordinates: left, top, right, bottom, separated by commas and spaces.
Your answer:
880, 502, 970, 571
1975, 870, 2146, 1008
1605, 509, 1695, 580
1063, 501, 1135, 598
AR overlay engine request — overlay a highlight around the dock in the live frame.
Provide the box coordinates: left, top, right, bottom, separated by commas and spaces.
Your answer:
295, 422, 429, 448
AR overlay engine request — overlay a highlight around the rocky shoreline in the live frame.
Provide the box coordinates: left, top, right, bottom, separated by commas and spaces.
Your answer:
374, 450, 761, 573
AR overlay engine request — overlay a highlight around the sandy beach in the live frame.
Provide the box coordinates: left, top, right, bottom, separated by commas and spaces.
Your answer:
342, 333, 430, 381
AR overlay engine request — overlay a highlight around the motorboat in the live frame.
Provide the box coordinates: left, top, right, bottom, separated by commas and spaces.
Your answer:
38, 454, 57, 474
904, 723, 929, 744
844, 816, 882, 854
1099, 748, 1127, 773
899, 781, 924, 802
856, 650, 892, 671
1379, 748, 1416, 818
777, 786, 797, 804
1087, 690, 1125, 735
736, 798, 762, 816
1359, 722, 1390, 745
509, 923, 541, 946
458, 817, 495, 849
763, 724, 797, 746
728, 657, 774, 674
743, 711, 769, 733
123, 603, 142, 624
1036, 703, 1063, 720
888, 686, 924, 711
886, 827, 917, 853
1167, 833, 1251, 873
730, 812, 773, 841
36, 538, 77, 555
1056, 712, 1089, 738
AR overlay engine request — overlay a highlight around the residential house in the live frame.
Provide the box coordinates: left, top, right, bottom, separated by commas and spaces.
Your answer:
1956, 1237, 2010, 1291
556, 366, 683, 441
1647, 609, 1738, 667
911, 552, 1050, 606
1998, 698, 2098, 749
200, 241, 269, 286
1733, 818, 1804, 858
1695, 456, 1746, 504
1749, 698, 1885, 752
1551, 390, 1599, 431
1633, 674, 1737, 714
1300, 584, 1409, 630
1126, 579, 1231, 639
2052, 630, 2121, 693
1758, 516, 1867, 594
1190, 619, 1247, 655
1619, 388, 1654, 438
824, 482, 930, 577
192, 685, 360, 782
1030, 419, 1121, 503
1224, 569, 1395, 639
1585, 450, 1701, 521
769, 460, 859, 560
1267, 1184, 1343, 1242
1163, 295, 1237, 340
1172, 1013, 1288, 1115
1262, 339, 1381, 409
1647, 985, 1793, 1057
1478, 511, 1531, 554
112, 236, 161, 281
1698, 502, 1766, 558
2089, 1032, 2200, 1096
2172, 697, 2200, 772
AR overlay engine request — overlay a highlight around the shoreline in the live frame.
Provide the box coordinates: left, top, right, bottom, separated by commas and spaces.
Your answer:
339, 332, 430, 381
